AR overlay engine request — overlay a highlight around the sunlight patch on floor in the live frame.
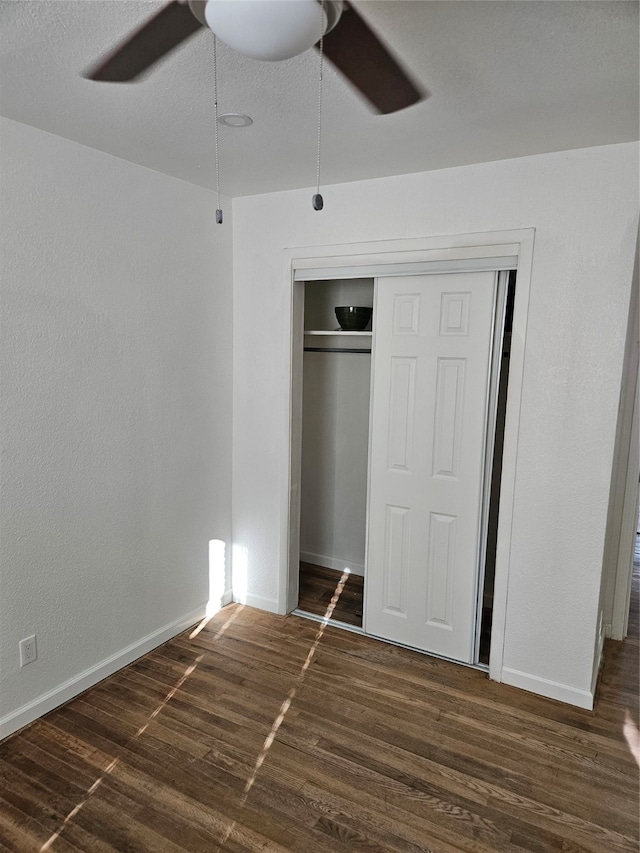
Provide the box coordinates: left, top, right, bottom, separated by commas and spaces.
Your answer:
623, 709, 640, 767
40, 647, 205, 851
38, 602, 248, 851
242, 568, 351, 799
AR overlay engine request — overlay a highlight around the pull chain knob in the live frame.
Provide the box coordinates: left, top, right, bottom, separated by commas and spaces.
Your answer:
313, 2, 325, 213
213, 35, 223, 224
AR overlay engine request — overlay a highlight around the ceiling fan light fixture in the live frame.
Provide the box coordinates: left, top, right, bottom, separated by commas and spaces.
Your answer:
203, 0, 328, 62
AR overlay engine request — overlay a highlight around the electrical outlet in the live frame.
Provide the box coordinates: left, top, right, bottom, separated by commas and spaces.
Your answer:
19, 635, 37, 667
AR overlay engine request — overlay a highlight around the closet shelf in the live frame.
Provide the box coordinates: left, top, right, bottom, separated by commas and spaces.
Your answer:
304, 330, 372, 337
304, 332, 372, 355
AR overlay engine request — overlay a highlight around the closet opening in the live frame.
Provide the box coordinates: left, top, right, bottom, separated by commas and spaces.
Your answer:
288, 258, 522, 672
296, 277, 374, 629
477, 269, 517, 664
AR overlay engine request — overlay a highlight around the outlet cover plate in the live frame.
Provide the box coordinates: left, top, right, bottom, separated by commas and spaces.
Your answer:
19, 635, 37, 667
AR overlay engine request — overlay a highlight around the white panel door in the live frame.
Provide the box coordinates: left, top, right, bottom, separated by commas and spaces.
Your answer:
365, 272, 498, 663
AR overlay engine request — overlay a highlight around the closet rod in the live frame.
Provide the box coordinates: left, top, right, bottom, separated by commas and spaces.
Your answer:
304, 347, 371, 354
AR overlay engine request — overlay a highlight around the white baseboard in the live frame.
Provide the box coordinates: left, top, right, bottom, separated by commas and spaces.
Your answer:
300, 550, 365, 577
221, 588, 234, 607
501, 666, 594, 710
235, 593, 280, 614
0, 605, 206, 741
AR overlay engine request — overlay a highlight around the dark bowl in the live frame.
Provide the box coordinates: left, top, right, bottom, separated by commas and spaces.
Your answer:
335, 306, 372, 331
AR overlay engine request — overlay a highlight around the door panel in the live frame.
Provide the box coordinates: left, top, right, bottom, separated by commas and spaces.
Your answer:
365, 272, 498, 663
382, 504, 411, 615
387, 357, 416, 471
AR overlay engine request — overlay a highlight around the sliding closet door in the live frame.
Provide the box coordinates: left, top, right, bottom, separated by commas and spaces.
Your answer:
365, 271, 498, 663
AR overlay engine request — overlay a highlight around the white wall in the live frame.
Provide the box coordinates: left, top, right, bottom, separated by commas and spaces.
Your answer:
231, 142, 638, 706
0, 118, 233, 736
300, 351, 371, 575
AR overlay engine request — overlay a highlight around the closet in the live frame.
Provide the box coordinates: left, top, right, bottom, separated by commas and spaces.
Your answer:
297, 278, 373, 628
292, 264, 516, 668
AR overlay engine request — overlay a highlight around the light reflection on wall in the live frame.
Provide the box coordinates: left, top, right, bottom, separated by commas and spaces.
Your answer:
232, 543, 248, 604
207, 538, 227, 616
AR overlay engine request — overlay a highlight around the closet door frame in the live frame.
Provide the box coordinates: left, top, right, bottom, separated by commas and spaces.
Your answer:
282, 229, 535, 684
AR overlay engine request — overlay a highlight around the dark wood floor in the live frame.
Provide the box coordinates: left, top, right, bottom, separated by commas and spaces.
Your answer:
298, 562, 493, 664
298, 562, 364, 627
0, 554, 638, 852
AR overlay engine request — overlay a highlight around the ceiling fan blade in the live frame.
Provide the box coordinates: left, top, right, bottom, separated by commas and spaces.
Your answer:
84, 1, 204, 82
320, 2, 425, 114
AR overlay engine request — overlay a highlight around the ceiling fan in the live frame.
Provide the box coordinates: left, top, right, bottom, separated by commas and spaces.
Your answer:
84, 0, 425, 115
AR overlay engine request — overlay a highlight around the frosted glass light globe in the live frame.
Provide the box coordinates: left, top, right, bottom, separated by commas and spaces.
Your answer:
204, 0, 327, 62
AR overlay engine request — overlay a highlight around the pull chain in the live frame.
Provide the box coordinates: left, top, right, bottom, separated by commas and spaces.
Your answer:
213, 35, 223, 224
312, 1, 324, 211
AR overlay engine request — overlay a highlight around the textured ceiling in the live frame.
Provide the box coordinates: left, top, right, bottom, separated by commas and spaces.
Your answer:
0, 0, 638, 197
